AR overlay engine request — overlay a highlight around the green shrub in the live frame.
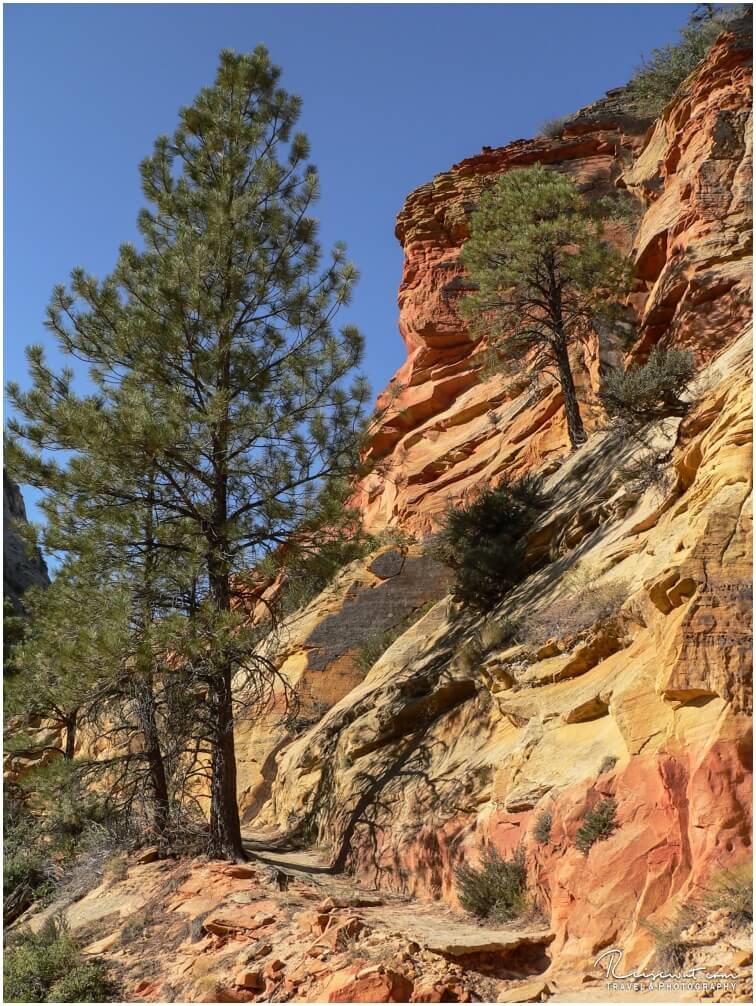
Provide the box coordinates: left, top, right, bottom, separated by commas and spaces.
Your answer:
3, 847, 51, 900
538, 115, 569, 138
575, 797, 618, 856
627, 6, 741, 116
455, 845, 528, 921
3, 916, 113, 1003
703, 865, 753, 926
434, 476, 545, 612
534, 811, 553, 847
600, 347, 696, 432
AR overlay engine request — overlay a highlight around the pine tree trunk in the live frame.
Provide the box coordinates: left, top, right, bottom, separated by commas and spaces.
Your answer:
208, 663, 245, 860
137, 677, 170, 838
555, 343, 587, 449
63, 710, 77, 761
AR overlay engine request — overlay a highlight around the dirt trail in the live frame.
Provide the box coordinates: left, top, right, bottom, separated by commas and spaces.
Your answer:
242, 829, 554, 962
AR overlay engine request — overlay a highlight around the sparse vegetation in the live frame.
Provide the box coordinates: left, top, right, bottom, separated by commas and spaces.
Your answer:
479, 616, 519, 651
599, 756, 618, 776
455, 845, 528, 922
618, 450, 675, 493
600, 346, 696, 433
3, 915, 114, 1003
627, 5, 743, 116
356, 601, 435, 673
433, 476, 545, 611
538, 115, 569, 138
534, 811, 553, 846
575, 797, 618, 855
520, 568, 628, 645
703, 865, 753, 926
642, 902, 701, 971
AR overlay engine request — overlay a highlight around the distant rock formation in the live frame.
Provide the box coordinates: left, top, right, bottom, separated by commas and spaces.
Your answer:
3, 470, 49, 610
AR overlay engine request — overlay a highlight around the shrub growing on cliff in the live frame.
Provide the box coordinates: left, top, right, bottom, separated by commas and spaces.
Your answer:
600, 346, 696, 433
538, 115, 569, 139
627, 5, 743, 116
459, 165, 631, 449
3, 916, 114, 1003
534, 810, 553, 846
455, 845, 528, 922
574, 797, 618, 855
703, 865, 753, 926
434, 476, 545, 611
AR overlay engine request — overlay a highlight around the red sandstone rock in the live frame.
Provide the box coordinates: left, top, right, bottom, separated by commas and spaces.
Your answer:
328, 969, 415, 1003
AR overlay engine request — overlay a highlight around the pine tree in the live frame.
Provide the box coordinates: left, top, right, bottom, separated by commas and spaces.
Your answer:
7, 46, 368, 860
459, 165, 630, 450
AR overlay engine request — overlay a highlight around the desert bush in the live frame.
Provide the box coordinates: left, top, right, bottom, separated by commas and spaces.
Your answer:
575, 797, 618, 856
600, 347, 696, 432
618, 451, 675, 493
356, 601, 435, 673
479, 616, 519, 651
538, 115, 569, 138
703, 865, 753, 926
642, 905, 698, 971
455, 845, 528, 921
599, 756, 618, 776
534, 811, 553, 847
434, 476, 546, 612
520, 570, 628, 645
3, 915, 113, 1003
627, 6, 742, 116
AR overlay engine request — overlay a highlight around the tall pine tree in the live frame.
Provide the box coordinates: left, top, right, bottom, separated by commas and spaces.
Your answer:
7, 46, 369, 860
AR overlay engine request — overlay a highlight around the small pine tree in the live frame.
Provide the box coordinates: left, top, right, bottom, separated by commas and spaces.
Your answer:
434, 476, 545, 611
460, 165, 631, 450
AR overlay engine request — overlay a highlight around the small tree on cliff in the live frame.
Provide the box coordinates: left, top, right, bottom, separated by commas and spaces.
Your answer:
7, 47, 369, 860
459, 165, 630, 449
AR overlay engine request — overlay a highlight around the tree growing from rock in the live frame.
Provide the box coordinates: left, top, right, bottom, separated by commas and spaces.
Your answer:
7, 46, 369, 860
459, 165, 631, 449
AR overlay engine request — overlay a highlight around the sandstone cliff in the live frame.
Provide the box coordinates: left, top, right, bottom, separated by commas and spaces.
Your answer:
241, 13, 753, 983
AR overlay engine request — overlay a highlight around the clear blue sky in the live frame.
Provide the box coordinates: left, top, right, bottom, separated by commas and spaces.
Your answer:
5, 2, 696, 519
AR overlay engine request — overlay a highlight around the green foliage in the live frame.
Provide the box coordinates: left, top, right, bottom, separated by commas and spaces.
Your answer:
3, 916, 113, 1003
3, 596, 27, 676
434, 476, 545, 611
534, 811, 553, 847
703, 865, 753, 926
460, 165, 631, 448
574, 797, 618, 856
455, 845, 528, 922
627, 6, 741, 116
600, 346, 696, 432
6, 46, 370, 859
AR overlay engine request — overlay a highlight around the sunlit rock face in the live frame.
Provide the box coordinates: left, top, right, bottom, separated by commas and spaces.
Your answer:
240, 15, 753, 981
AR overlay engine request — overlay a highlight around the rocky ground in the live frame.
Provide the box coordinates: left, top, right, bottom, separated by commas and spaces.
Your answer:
14, 835, 752, 1003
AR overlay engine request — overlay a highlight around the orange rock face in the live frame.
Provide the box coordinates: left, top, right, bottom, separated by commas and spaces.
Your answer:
356, 17, 752, 536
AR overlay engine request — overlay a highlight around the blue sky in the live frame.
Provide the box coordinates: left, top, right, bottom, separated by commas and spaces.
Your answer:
5, 2, 697, 520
